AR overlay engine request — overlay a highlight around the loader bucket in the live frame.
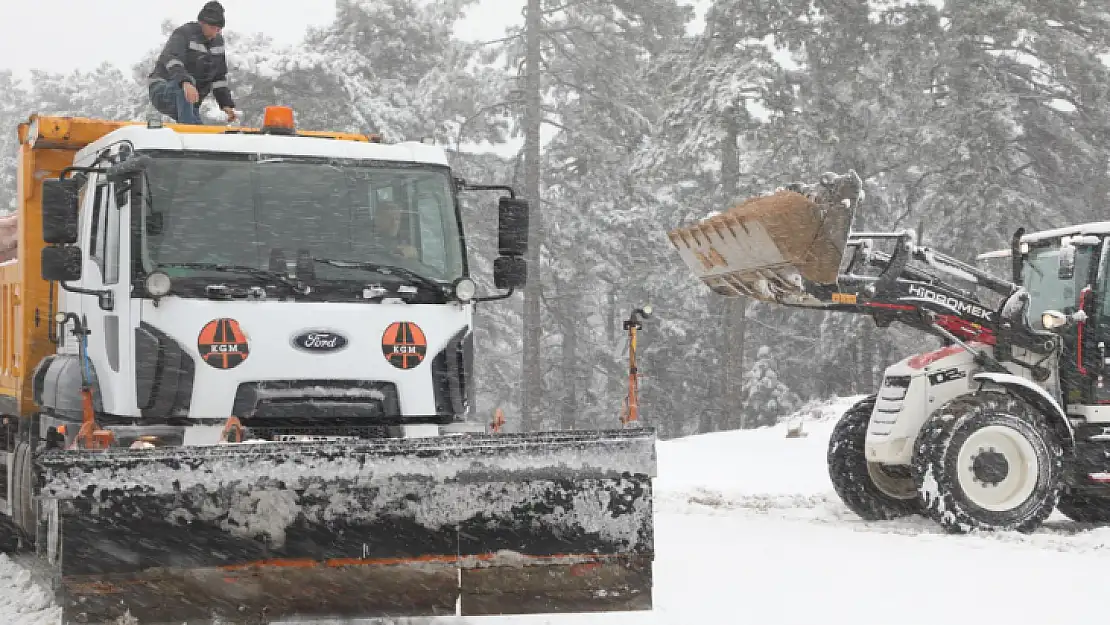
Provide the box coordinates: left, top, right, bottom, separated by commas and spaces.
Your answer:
667, 171, 863, 305
34, 428, 656, 624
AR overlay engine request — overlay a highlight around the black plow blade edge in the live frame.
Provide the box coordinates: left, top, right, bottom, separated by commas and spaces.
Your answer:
34, 428, 657, 624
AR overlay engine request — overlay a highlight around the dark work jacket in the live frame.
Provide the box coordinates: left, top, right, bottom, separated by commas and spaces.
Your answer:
148, 22, 235, 109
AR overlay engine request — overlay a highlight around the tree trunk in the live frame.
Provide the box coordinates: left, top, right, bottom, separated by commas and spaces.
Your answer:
520, 0, 544, 433
607, 287, 617, 344
561, 288, 579, 430
720, 114, 748, 430
701, 298, 725, 434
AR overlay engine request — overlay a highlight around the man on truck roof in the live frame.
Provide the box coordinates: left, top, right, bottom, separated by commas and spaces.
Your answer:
147, 1, 238, 125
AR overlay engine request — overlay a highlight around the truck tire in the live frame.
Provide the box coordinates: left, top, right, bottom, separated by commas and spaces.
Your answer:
827, 396, 922, 520
0, 515, 19, 553
1057, 492, 1110, 524
911, 391, 1062, 533
11, 442, 34, 541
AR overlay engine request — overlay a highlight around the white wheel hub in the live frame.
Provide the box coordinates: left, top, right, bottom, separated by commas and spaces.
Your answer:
866, 462, 916, 499
955, 425, 1039, 512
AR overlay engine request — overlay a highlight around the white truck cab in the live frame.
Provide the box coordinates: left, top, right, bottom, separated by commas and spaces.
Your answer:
36, 107, 528, 448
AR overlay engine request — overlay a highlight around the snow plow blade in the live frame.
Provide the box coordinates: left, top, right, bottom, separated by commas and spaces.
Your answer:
667, 170, 864, 305
34, 428, 656, 624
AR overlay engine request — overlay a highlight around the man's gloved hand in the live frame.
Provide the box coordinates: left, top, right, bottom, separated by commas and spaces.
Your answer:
223, 107, 238, 123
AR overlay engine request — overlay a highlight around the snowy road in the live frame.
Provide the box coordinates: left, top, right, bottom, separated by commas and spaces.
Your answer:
6, 396, 1110, 624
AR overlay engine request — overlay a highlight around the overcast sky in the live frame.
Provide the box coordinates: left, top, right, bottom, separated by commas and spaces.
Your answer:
0, 0, 521, 78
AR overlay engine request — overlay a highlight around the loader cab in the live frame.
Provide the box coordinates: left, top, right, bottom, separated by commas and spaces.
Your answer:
1014, 228, 1110, 407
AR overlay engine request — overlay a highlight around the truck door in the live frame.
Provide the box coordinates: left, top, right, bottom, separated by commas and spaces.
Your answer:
74, 144, 135, 418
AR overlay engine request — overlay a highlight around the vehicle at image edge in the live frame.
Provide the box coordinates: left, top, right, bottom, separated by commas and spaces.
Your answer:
0, 107, 656, 624
668, 170, 1110, 533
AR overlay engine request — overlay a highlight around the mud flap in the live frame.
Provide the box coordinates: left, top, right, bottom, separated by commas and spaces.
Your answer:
35, 428, 656, 624
667, 171, 863, 305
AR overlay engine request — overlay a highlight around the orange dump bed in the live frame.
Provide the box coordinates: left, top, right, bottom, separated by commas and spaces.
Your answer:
0, 212, 14, 263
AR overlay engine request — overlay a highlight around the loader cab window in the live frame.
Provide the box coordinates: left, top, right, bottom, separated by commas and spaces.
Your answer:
1097, 238, 1110, 327
1023, 243, 1095, 330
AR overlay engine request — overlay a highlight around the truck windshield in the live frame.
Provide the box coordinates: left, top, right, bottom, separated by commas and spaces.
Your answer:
137, 154, 465, 285
1023, 245, 1094, 330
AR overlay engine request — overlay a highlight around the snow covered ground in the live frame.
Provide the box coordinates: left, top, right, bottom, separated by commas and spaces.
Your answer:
0, 555, 60, 625
7, 395, 1110, 624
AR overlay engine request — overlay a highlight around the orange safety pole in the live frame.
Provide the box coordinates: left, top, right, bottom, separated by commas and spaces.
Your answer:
620, 305, 652, 426
621, 324, 640, 425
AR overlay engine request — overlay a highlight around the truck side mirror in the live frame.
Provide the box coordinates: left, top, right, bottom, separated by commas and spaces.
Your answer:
42, 178, 82, 245
41, 246, 82, 282
498, 197, 529, 258
1010, 227, 1025, 285
494, 256, 527, 290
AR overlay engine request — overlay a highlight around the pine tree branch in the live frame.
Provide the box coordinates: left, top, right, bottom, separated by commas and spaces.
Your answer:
540, 0, 596, 16
542, 117, 571, 132
478, 33, 523, 46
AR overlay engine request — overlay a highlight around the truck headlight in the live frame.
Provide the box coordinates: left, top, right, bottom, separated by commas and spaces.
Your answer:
145, 271, 173, 297
453, 277, 476, 303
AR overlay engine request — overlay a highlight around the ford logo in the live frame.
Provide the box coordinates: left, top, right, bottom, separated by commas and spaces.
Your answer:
292, 330, 349, 353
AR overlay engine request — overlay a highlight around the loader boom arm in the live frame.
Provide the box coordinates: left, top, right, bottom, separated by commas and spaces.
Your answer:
667, 171, 1058, 359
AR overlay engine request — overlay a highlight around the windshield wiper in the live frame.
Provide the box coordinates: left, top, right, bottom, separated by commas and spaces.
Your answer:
156, 263, 309, 294
311, 258, 446, 296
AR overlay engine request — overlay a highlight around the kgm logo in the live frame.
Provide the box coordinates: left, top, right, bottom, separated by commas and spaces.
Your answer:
382, 321, 427, 370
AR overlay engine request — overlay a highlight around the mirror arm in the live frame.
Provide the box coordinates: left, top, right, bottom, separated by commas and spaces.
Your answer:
58, 281, 114, 311
473, 287, 515, 304
59, 165, 109, 180
454, 178, 517, 198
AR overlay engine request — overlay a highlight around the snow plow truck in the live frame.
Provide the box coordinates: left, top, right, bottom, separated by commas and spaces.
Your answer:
0, 108, 656, 624
669, 171, 1110, 534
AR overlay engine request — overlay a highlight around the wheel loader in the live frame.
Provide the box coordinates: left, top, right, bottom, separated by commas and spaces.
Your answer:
669, 171, 1110, 533
0, 108, 656, 624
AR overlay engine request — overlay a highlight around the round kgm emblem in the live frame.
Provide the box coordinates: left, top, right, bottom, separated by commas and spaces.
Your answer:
198, 318, 250, 369
382, 321, 427, 370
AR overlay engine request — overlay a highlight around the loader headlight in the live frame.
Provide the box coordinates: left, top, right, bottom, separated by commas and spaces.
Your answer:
145, 271, 173, 297
1041, 310, 1068, 330
453, 277, 476, 303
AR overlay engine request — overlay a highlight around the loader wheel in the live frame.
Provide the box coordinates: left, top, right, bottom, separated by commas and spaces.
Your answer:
827, 396, 922, 521
1056, 492, 1110, 524
912, 391, 1062, 534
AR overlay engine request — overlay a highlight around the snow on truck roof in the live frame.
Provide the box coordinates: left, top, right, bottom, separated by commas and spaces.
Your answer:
81, 125, 451, 167
22, 108, 450, 168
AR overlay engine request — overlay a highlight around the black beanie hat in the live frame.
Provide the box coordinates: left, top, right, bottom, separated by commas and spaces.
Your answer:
198, 1, 225, 27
